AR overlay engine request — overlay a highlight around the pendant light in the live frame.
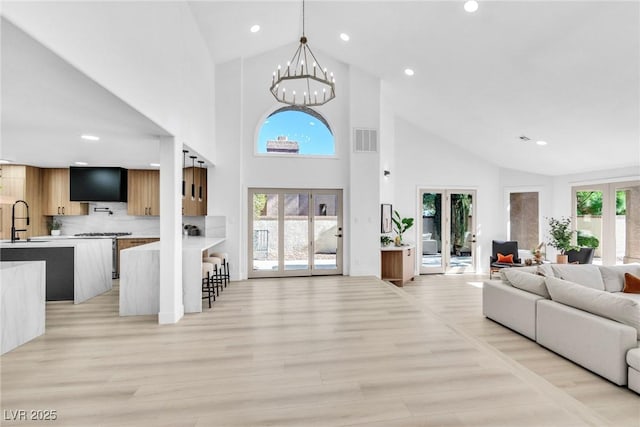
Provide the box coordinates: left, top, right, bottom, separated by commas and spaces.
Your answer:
190, 155, 197, 201
182, 150, 188, 198
197, 160, 204, 202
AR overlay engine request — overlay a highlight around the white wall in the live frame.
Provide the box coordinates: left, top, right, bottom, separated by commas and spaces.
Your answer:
392, 118, 503, 273
215, 44, 379, 278
379, 83, 395, 205
2, 1, 215, 161
348, 67, 381, 277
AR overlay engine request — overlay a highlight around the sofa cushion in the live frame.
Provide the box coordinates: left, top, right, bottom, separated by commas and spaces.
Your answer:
537, 264, 555, 278
545, 276, 640, 338
623, 272, 640, 294
502, 269, 550, 298
627, 348, 640, 371
598, 264, 640, 292
499, 266, 538, 284
614, 292, 640, 303
550, 264, 605, 290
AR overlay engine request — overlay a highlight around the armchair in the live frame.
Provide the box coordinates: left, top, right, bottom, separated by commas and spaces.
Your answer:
489, 240, 521, 279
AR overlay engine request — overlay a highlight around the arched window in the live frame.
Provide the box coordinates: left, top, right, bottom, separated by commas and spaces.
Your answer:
257, 106, 335, 156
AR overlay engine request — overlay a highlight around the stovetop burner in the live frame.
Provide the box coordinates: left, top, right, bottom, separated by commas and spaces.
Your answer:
74, 232, 132, 237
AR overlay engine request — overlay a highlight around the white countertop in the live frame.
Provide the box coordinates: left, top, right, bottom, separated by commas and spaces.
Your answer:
122, 236, 225, 252
0, 238, 106, 248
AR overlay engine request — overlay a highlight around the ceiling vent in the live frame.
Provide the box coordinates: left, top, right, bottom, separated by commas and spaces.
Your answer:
519, 135, 531, 142
353, 128, 378, 153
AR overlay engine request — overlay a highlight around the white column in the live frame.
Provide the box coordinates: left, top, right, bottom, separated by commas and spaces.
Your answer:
158, 136, 183, 324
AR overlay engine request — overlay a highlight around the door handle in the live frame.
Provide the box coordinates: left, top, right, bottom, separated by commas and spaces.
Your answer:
62, 207, 65, 215
58, 207, 61, 215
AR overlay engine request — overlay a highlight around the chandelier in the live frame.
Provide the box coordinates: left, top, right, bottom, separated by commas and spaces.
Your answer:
269, 0, 335, 107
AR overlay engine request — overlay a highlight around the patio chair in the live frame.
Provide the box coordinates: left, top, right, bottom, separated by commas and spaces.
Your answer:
566, 247, 595, 264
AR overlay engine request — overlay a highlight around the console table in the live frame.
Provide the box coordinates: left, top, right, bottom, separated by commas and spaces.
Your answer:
381, 245, 415, 286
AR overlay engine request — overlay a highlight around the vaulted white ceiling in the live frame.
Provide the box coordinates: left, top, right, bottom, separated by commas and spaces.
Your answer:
190, 0, 639, 176
1, 2, 638, 176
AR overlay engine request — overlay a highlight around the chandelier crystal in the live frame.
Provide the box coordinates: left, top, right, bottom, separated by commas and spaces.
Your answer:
269, 0, 335, 107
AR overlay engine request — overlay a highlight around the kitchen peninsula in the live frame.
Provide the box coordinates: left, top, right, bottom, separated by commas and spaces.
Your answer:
0, 238, 112, 303
119, 236, 225, 316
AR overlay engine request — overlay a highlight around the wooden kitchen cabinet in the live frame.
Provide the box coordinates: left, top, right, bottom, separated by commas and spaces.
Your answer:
127, 170, 160, 216
381, 246, 416, 287
0, 165, 45, 239
116, 237, 159, 276
182, 166, 207, 216
41, 168, 88, 216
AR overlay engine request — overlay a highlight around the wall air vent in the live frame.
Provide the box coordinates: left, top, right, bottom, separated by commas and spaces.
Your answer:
519, 135, 531, 142
353, 128, 378, 153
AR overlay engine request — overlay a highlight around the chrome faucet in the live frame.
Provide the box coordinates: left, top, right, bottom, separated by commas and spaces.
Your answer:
11, 200, 30, 243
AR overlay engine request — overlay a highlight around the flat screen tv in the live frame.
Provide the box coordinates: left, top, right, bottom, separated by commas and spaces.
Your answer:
69, 167, 128, 202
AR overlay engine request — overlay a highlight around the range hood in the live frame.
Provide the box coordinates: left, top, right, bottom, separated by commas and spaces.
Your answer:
69, 167, 128, 202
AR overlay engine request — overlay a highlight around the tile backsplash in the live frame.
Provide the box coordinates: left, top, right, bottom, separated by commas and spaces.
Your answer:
53, 202, 225, 238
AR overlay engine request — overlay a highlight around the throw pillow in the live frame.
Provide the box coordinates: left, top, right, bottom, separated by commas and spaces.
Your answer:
623, 273, 640, 294
537, 264, 555, 278
497, 253, 514, 264
545, 276, 640, 338
502, 269, 550, 298
550, 264, 605, 291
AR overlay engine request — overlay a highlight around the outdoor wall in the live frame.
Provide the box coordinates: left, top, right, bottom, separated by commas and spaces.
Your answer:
392, 118, 503, 274
2, 1, 216, 161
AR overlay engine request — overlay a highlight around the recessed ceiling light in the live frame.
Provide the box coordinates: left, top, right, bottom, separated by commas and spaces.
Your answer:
339, 33, 350, 42
404, 68, 415, 76
250, 24, 260, 33
464, 0, 479, 13
150, 162, 161, 167
74, 161, 88, 166
81, 134, 100, 141
536, 140, 548, 146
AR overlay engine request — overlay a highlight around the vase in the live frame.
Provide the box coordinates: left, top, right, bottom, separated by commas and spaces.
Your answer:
556, 254, 568, 264
394, 236, 402, 246
51, 230, 61, 236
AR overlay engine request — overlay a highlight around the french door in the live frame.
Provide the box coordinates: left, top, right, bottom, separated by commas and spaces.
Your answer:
419, 189, 477, 274
248, 188, 343, 278
572, 180, 640, 265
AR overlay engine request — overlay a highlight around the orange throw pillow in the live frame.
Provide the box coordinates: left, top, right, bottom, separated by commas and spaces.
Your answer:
623, 273, 640, 294
497, 253, 514, 264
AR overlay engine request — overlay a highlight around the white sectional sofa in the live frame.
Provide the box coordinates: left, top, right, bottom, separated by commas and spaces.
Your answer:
482, 263, 640, 393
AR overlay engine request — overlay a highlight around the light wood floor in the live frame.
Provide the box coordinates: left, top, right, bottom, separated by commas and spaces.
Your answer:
1, 275, 638, 426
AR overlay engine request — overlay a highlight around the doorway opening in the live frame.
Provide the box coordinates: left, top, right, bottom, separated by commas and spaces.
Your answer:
419, 189, 476, 274
248, 188, 343, 278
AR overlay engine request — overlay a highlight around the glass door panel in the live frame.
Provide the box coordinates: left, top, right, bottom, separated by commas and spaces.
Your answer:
251, 192, 278, 272
249, 188, 343, 278
448, 192, 475, 273
575, 189, 604, 265
420, 192, 444, 274
284, 193, 310, 271
312, 192, 342, 274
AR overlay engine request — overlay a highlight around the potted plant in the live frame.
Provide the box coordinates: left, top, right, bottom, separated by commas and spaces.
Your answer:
49, 218, 62, 236
392, 210, 414, 246
380, 235, 393, 247
547, 217, 577, 264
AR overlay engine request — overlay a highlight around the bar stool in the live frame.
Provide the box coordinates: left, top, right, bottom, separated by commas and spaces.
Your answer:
202, 256, 223, 295
202, 262, 216, 309
208, 252, 230, 288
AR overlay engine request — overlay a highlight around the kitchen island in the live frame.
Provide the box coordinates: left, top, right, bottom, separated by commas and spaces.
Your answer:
119, 236, 225, 316
1, 261, 46, 354
0, 238, 112, 303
